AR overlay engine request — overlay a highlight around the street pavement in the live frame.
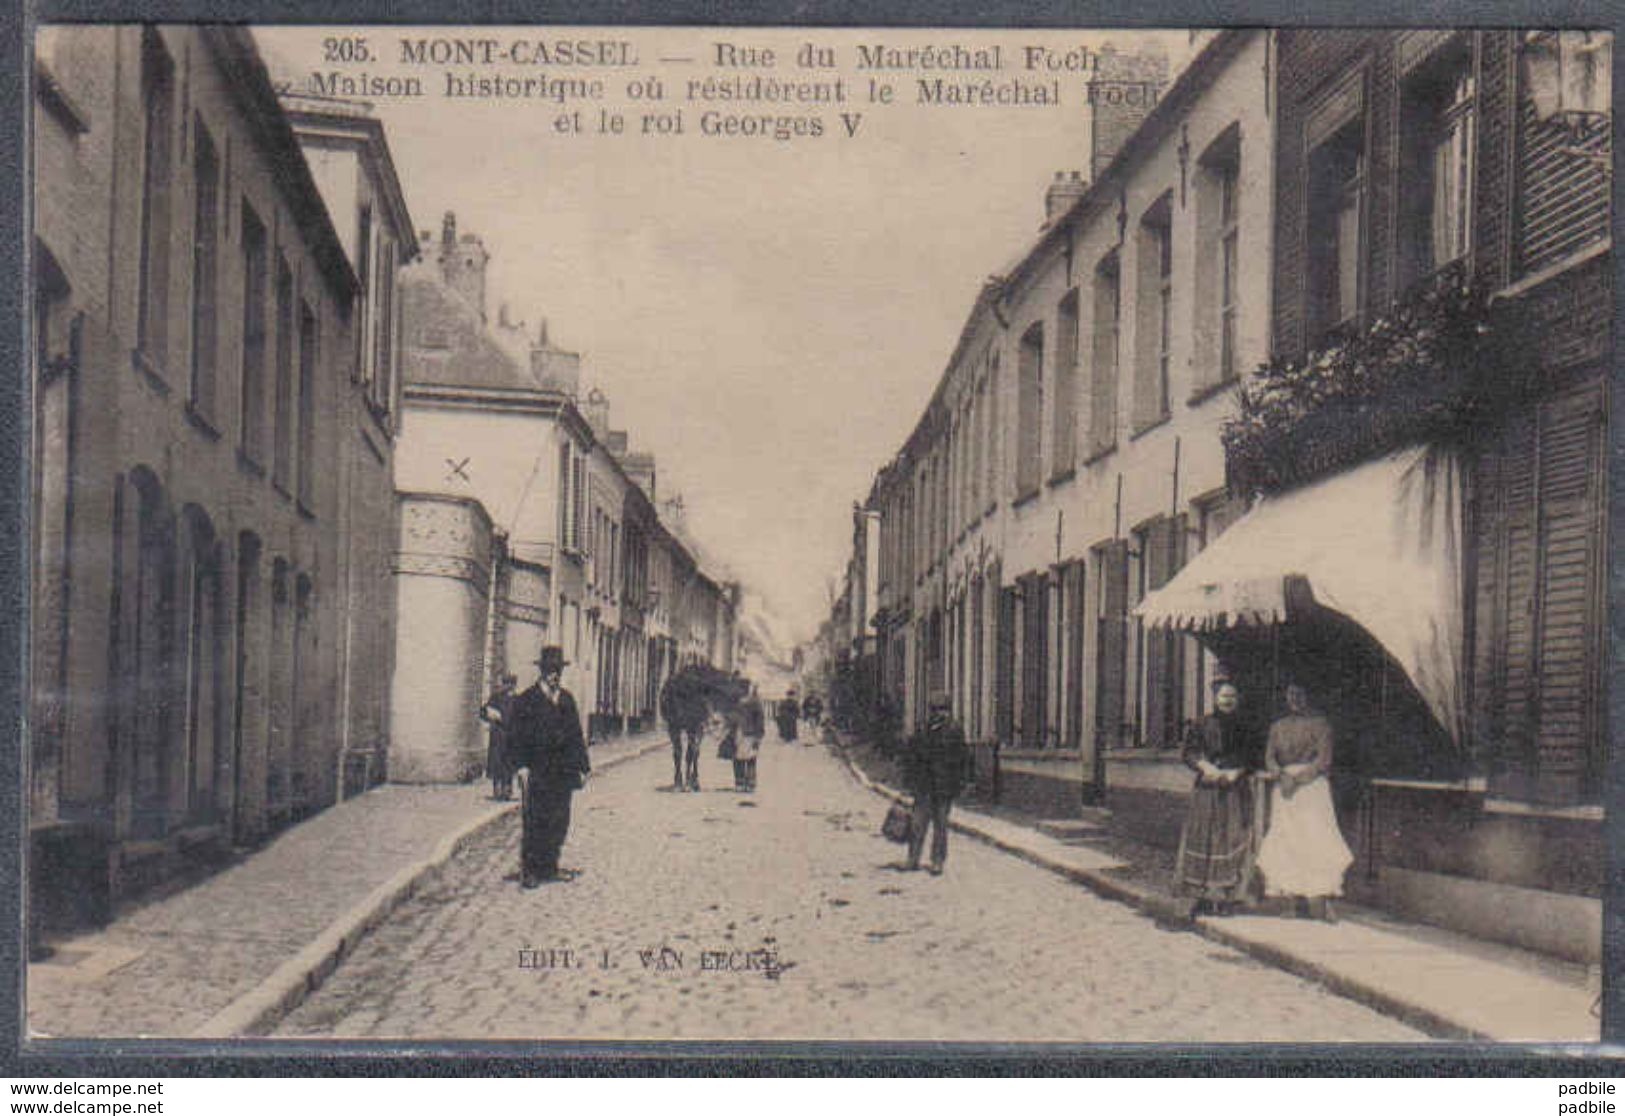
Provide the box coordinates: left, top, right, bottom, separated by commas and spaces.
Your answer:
25, 734, 664, 1039
272, 736, 1427, 1042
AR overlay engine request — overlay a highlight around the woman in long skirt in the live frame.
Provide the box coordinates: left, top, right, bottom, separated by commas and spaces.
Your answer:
1176, 679, 1258, 916
1255, 682, 1353, 920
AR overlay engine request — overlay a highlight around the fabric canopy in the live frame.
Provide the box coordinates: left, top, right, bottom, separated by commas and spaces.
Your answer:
1134, 444, 1464, 745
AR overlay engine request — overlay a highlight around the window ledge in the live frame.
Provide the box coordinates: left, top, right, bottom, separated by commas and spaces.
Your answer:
184, 402, 221, 441
1496, 238, 1612, 303
1129, 414, 1171, 441
1047, 466, 1077, 489
1011, 487, 1042, 510
272, 479, 295, 504
130, 349, 171, 397
1187, 375, 1241, 408
1481, 798, 1603, 823
236, 448, 266, 478
296, 497, 316, 522
1082, 442, 1117, 467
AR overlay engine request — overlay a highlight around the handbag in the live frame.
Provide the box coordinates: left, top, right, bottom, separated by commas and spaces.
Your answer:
717, 733, 737, 761
882, 800, 913, 844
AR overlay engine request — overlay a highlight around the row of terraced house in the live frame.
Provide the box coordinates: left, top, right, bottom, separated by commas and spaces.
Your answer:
817, 29, 1611, 964
29, 25, 738, 937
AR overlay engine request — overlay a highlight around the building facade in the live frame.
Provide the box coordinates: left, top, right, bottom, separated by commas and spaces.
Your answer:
31, 25, 393, 926
392, 215, 735, 778
836, 27, 1611, 963
1250, 28, 1611, 960
866, 31, 1269, 798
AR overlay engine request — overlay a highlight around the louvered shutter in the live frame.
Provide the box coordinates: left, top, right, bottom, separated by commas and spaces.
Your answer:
1095, 540, 1130, 753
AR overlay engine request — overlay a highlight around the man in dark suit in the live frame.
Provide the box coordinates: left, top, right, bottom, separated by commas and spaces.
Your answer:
507, 646, 590, 888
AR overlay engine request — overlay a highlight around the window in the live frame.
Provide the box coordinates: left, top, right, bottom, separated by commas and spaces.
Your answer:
1195, 127, 1241, 393
572, 456, 585, 551
1089, 252, 1121, 455
983, 348, 1001, 508
239, 202, 267, 459
297, 301, 316, 507
1134, 194, 1174, 432
137, 28, 175, 369
1400, 36, 1476, 289
1052, 290, 1080, 478
557, 443, 571, 547
1307, 115, 1367, 338
190, 117, 220, 416
1016, 324, 1044, 498
272, 257, 294, 492
373, 238, 395, 413
354, 203, 372, 384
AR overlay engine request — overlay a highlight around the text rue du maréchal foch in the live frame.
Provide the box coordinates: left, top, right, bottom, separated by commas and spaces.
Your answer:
301, 36, 1158, 142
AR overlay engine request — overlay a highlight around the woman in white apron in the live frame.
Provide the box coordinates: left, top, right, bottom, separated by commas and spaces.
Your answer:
1256, 682, 1353, 920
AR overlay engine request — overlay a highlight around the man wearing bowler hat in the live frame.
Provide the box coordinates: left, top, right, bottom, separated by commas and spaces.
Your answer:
507, 646, 591, 887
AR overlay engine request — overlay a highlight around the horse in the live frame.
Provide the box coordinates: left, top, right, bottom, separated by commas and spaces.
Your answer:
659, 665, 747, 791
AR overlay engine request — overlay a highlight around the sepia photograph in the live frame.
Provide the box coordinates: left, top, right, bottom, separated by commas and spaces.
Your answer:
21, 19, 1614, 1049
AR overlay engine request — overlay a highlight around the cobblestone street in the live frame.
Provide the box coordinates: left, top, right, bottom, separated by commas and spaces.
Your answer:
274, 739, 1426, 1042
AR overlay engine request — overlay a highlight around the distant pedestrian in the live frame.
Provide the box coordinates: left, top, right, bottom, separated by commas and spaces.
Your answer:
1255, 682, 1352, 920
776, 691, 800, 743
507, 646, 590, 888
1176, 678, 1259, 916
479, 672, 519, 800
736, 685, 766, 792
902, 693, 967, 875
802, 693, 823, 726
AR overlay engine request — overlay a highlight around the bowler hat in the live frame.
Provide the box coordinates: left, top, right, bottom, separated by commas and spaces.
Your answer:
536, 646, 568, 673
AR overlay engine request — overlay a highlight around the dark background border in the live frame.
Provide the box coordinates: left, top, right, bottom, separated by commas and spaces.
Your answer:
5, 0, 1622, 1078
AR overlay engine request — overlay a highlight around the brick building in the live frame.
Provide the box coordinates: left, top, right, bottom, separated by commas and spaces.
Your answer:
31, 26, 394, 929
1227, 28, 1610, 960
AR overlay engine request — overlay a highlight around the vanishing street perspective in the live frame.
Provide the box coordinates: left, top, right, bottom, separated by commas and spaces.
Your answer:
26, 26, 1610, 1043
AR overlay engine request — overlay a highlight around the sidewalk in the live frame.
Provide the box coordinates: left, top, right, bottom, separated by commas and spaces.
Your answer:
25, 731, 668, 1041
835, 737, 1602, 1043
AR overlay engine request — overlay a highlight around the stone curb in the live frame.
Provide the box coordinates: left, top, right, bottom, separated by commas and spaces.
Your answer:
828, 738, 1484, 1041
191, 737, 670, 1039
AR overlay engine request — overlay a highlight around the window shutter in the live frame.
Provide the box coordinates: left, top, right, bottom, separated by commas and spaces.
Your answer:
996, 586, 1018, 744
1479, 378, 1606, 800
1094, 540, 1130, 752
1063, 560, 1087, 751
1532, 381, 1606, 794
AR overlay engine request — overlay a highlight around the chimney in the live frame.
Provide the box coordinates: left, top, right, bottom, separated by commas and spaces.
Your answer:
583, 387, 611, 436
529, 326, 581, 397
1044, 170, 1087, 225
1087, 43, 1171, 179
438, 211, 490, 322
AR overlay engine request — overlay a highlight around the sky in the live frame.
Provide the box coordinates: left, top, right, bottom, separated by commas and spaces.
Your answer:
257, 26, 1194, 645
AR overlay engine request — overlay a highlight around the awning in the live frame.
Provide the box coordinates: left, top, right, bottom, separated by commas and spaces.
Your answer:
1135, 444, 1464, 745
